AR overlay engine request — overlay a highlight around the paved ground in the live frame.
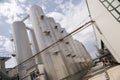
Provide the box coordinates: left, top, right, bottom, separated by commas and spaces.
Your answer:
82, 62, 106, 80
82, 62, 120, 80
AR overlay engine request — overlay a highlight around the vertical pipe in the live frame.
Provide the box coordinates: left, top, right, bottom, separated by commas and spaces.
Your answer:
29, 29, 42, 64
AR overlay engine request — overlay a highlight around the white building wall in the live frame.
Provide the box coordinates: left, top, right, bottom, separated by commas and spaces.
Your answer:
87, 0, 120, 63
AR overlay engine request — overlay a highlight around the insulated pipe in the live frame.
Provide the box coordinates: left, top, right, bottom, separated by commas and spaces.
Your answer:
26, 27, 42, 64
12, 21, 35, 79
29, 29, 42, 64
21, 15, 29, 22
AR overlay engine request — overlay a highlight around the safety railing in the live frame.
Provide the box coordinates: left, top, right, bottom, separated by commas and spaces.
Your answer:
99, 0, 120, 22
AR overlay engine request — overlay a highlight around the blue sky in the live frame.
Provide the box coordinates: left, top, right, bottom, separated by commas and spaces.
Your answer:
0, 0, 98, 67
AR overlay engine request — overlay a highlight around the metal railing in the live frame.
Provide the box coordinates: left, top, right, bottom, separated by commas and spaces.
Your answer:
99, 0, 120, 22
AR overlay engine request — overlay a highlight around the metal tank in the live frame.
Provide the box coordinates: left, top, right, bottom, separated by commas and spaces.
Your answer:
28, 28, 42, 64
12, 21, 35, 79
74, 40, 92, 67
29, 5, 69, 80
47, 17, 85, 79
59, 27, 80, 73
73, 40, 87, 68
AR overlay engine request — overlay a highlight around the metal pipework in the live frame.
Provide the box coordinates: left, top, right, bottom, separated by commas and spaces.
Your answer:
26, 27, 32, 30
12, 21, 35, 79
27, 27, 42, 64
21, 15, 29, 22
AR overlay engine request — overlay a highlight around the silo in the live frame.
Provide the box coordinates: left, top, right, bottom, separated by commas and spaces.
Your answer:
73, 40, 87, 69
69, 38, 84, 70
52, 21, 76, 74
47, 17, 73, 76
59, 27, 80, 73
29, 5, 69, 80
75, 40, 92, 67
12, 21, 35, 79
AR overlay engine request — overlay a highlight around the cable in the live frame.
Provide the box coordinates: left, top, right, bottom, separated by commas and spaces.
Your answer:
8, 20, 94, 74
20, 20, 94, 80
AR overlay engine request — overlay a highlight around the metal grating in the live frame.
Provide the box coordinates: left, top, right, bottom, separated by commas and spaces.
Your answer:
99, 0, 120, 22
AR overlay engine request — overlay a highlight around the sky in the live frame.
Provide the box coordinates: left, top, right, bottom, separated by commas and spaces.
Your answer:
0, 0, 98, 68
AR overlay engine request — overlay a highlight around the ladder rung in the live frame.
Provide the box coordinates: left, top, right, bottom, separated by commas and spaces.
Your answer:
118, 16, 120, 19
100, 0, 106, 3
115, 4, 120, 9
107, 0, 115, 8
99, 0, 120, 23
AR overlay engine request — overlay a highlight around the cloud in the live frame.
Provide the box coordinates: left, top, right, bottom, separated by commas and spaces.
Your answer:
0, 0, 28, 23
73, 26, 97, 58
0, 35, 17, 68
54, 0, 63, 4
18, 0, 26, 3
0, 0, 98, 68
0, 36, 12, 60
47, 0, 90, 32
47, 0, 97, 59
47, 11, 65, 22
5, 57, 17, 68
0, 0, 47, 68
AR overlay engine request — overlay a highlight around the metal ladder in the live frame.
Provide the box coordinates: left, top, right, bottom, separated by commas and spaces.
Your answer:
99, 0, 120, 22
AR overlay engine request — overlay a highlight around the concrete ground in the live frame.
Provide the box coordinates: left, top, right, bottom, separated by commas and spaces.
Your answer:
82, 62, 120, 80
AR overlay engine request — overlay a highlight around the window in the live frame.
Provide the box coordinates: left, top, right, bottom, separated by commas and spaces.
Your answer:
30, 70, 40, 80
30, 71, 36, 80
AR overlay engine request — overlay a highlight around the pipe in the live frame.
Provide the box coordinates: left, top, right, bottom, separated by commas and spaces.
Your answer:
8, 20, 94, 73
21, 15, 29, 22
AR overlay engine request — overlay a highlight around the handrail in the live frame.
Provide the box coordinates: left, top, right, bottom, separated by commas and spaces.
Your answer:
99, 0, 120, 22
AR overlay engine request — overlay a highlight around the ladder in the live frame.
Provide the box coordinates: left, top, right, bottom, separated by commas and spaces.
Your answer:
99, 0, 120, 22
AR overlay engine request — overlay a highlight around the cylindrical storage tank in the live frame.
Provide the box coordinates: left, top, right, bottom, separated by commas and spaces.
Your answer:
29, 5, 69, 80
29, 5, 57, 80
73, 40, 87, 69
44, 17, 69, 80
29, 29, 42, 64
66, 37, 84, 70
47, 17, 72, 76
75, 40, 92, 67
12, 21, 35, 79
48, 17, 82, 76
59, 27, 80, 73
